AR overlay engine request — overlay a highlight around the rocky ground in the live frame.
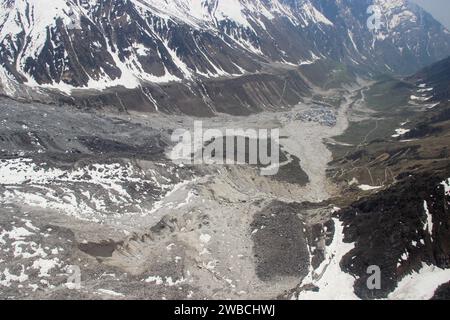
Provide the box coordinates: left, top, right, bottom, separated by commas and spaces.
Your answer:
1, 78, 449, 300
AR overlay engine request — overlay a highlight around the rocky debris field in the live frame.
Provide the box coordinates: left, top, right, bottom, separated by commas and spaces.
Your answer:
1, 81, 449, 300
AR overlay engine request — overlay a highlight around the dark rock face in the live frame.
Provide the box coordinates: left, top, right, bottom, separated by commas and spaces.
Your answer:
410, 56, 450, 101
251, 201, 310, 281
1, 0, 450, 114
338, 168, 450, 299
431, 282, 450, 300
78, 240, 123, 258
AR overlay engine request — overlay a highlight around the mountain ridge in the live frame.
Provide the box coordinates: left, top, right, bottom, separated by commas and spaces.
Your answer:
1, 0, 450, 114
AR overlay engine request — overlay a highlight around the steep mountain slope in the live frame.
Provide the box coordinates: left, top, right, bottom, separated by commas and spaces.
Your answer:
0, 0, 450, 114
411, 55, 450, 101
339, 168, 450, 299
321, 56, 450, 299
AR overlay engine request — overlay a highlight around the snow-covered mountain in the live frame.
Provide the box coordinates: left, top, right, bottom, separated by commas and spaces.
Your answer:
0, 0, 450, 112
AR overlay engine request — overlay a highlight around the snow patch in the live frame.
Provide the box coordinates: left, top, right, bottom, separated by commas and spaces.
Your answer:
392, 128, 410, 138
358, 184, 382, 191
298, 218, 358, 300
441, 178, 450, 196
388, 263, 450, 300
32, 258, 60, 277
200, 234, 212, 244
96, 289, 125, 297
423, 200, 433, 238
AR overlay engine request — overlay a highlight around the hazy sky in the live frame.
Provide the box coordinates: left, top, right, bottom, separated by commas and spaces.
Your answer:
411, 0, 450, 29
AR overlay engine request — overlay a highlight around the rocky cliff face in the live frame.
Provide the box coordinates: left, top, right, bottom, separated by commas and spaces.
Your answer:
340, 168, 450, 299
1, 0, 450, 114
322, 56, 450, 299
